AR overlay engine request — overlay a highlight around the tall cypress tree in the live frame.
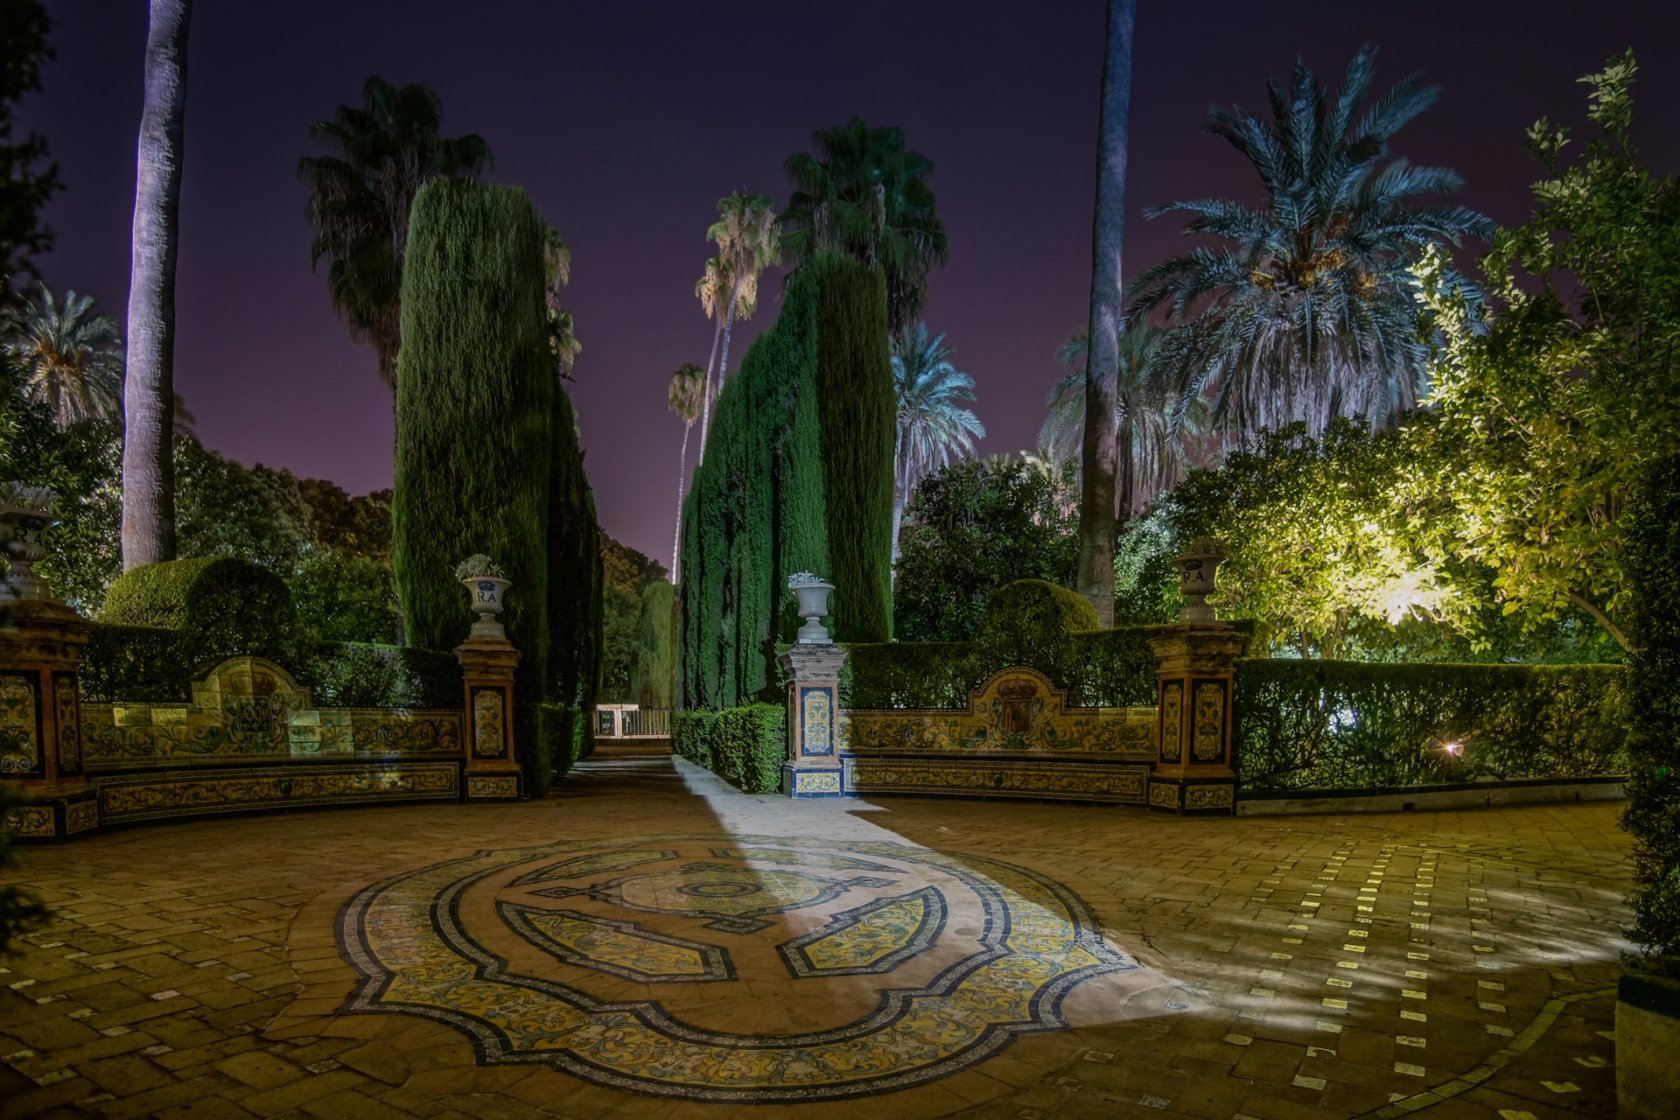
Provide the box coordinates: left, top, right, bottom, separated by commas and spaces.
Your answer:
678, 252, 892, 708
393, 181, 557, 781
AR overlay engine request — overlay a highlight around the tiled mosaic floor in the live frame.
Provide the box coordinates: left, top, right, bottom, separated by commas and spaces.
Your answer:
0, 743, 1632, 1118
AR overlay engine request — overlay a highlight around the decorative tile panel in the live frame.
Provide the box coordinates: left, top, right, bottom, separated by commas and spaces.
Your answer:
471, 688, 506, 758
95, 761, 460, 824
843, 667, 1154, 760
800, 687, 834, 756
845, 756, 1148, 804
80, 657, 461, 770
1159, 681, 1182, 763
54, 674, 80, 772
0, 673, 40, 775
4, 804, 54, 837
1191, 680, 1226, 763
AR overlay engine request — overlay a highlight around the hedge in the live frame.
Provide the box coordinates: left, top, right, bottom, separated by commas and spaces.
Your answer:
671, 705, 782, 793
672, 709, 717, 767
1233, 659, 1630, 791
80, 626, 461, 709
1625, 454, 1680, 970
299, 643, 460, 709
679, 251, 893, 710
526, 703, 590, 795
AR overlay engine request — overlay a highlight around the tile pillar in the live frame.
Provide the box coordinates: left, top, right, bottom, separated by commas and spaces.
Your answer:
455, 636, 522, 801
779, 643, 847, 797
1146, 623, 1247, 816
1, 596, 99, 841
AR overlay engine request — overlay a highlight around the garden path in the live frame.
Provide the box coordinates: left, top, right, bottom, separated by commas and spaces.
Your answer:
0, 742, 1631, 1119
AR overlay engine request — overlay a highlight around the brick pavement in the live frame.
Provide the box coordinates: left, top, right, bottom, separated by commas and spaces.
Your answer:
0, 743, 1631, 1119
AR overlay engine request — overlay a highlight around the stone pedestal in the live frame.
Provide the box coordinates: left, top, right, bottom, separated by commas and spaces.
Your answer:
1146, 623, 1247, 815
1, 598, 98, 840
455, 637, 522, 801
779, 644, 847, 797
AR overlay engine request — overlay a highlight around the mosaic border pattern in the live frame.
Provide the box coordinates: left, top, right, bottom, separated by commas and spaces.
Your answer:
97, 761, 460, 823
779, 886, 946, 979
844, 756, 1149, 804
499, 904, 734, 984
338, 833, 1136, 1102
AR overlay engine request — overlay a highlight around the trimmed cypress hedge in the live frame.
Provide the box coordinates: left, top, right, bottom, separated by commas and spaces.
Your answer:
81, 624, 192, 702
1625, 454, 1680, 969
393, 181, 602, 793
814, 256, 894, 644
679, 251, 893, 710
1233, 659, 1630, 791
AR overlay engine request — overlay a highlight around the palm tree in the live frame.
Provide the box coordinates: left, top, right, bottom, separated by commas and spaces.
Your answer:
543, 226, 580, 376
707, 190, 779, 418
1077, 0, 1137, 626
890, 323, 985, 563
693, 254, 730, 461
693, 191, 779, 460
298, 75, 491, 390
1129, 46, 1491, 441
1044, 321, 1205, 518
781, 119, 947, 333
3, 285, 122, 429
666, 362, 705, 578
121, 0, 191, 571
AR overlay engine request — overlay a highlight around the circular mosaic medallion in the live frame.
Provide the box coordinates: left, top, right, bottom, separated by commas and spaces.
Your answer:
337, 834, 1136, 1102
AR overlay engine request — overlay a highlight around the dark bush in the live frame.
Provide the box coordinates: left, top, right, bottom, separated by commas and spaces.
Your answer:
713, 705, 784, 793
1234, 659, 1630, 791
80, 624, 188, 702
1625, 454, 1680, 972
297, 643, 460, 708
102, 557, 298, 659
672, 709, 718, 767
978, 579, 1100, 668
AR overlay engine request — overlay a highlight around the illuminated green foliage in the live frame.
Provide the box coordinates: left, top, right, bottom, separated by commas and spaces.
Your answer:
679, 251, 892, 709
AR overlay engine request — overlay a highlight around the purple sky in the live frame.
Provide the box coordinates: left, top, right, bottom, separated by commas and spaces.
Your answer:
21, 0, 1680, 568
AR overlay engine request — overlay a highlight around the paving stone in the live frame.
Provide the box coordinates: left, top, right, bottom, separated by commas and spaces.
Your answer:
0, 743, 1632, 1118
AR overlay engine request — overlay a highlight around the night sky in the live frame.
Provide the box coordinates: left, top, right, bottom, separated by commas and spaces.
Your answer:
19, 1, 1679, 569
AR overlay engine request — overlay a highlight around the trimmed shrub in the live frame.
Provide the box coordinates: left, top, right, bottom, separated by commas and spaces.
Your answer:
634, 582, 675, 708
102, 557, 296, 654
672, 709, 717, 767
527, 704, 588, 791
713, 704, 785, 793
1234, 659, 1630, 791
1625, 454, 1680, 971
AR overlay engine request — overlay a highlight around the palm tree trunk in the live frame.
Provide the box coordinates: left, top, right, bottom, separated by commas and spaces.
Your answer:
672, 422, 691, 579
696, 314, 724, 465
1075, 0, 1136, 626
890, 428, 908, 569
121, 0, 191, 571
717, 275, 741, 399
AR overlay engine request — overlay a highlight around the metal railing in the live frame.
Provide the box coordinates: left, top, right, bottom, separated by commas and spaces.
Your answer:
595, 706, 672, 739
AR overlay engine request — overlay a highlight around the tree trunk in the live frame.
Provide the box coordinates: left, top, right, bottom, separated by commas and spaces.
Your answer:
672, 422, 691, 579
121, 0, 191, 571
1075, 0, 1136, 626
696, 313, 724, 465
890, 428, 908, 570
716, 275, 741, 401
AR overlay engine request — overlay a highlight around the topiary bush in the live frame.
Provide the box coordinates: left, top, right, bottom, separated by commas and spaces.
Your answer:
80, 624, 189, 702
978, 579, 1101, 677
102, 557, 297, 652
1624, 454, 1680, 973
1234, 659, 1630, 791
